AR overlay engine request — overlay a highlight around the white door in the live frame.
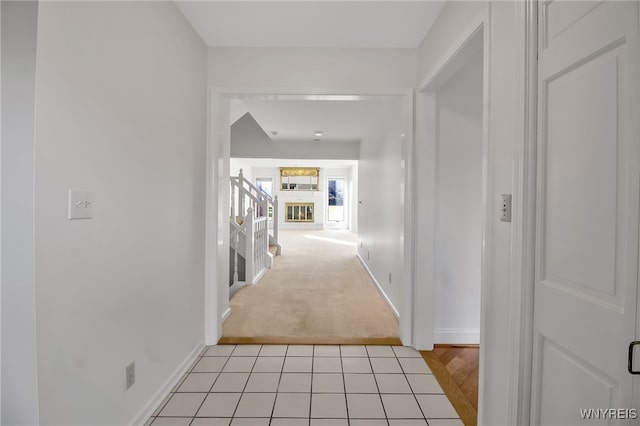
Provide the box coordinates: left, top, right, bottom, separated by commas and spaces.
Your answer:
532, 1, 640, 425
327, 177, 347, 228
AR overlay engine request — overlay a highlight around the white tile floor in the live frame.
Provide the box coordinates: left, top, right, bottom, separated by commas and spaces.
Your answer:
147, 345, 464, 426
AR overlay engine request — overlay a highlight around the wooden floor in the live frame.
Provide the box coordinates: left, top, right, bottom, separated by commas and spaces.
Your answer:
218, 336, 402, 345
421, 345, 479, 426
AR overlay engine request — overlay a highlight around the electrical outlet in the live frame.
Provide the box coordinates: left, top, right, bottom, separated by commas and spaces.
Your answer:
360, 241, 363, 248
500, 194, 512, 222
68, 190, 93, 220
388, 273, 392, 284
367, 250, 370, 260
125, 362, 135, 390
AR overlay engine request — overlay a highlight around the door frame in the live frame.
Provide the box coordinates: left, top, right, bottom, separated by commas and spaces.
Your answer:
414, 2, 538, 423
507, 1, 537, 425
325, 175, 348, 228
204, 88, 415, 346
414, 1, 490, 406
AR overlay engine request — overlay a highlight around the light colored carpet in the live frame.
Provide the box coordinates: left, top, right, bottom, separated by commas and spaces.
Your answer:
222, 229, 399, 340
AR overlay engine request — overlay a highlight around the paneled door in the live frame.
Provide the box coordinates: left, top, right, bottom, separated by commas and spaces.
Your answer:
532, 1, 640, 425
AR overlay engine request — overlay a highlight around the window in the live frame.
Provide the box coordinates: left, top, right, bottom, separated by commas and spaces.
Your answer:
327, 178, 346, 222
280, 167, 319, 191
256, 178, 273, 197
255, 177, 273, 220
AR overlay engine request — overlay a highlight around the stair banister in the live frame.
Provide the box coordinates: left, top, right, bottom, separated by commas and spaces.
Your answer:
229, 170, 280, 278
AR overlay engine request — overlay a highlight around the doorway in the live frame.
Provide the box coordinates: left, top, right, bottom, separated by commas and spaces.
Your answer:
416, 22, 488, 426
326, 176, 348, 228
205, 91, 415, 346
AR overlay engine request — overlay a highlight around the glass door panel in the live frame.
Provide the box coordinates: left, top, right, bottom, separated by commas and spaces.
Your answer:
327, 178, 346, 222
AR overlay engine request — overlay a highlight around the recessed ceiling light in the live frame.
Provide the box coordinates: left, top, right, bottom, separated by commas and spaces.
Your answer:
314, 131, 323, 137
313, 138, 321, 142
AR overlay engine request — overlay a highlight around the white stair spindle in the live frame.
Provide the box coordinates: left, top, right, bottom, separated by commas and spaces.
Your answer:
233, 230, 239, 285
231, 182, 236, 220
238, 169, 245, 217
245, 207, 254, 283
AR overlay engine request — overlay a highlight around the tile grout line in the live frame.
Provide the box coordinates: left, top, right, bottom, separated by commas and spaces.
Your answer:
230, 345, 261, 421
396, 350, 429, 423
339, 345, 350, 426
308, 345, 315, 426
188, 345, 235, 425
365, 346, 391, 426
269, 345, 288, 425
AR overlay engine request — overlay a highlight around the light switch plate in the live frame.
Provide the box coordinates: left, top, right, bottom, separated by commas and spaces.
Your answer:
68, 190, 93, 220
500, 194, 512, 222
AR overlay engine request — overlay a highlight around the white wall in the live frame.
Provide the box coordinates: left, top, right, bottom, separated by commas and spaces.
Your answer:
415, 2, 525, 424
209, 47, 416, 89
1, 2, 40, 424
230, 158, 254, 183
32, 3, 206, 425
358, 100, 404, 316
433, 52, 483, 343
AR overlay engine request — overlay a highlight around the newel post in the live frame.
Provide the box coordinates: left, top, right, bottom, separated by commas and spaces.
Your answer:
238, 168, 245, 217
245, 206, 255, 284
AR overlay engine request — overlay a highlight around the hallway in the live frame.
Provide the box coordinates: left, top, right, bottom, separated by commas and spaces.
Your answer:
222, 230, 399, 342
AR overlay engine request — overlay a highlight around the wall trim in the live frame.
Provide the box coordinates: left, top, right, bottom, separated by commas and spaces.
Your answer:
130, 340, 205, 426
507, 1, 537, 425
418, 15, 487, 92
356, 253, 400, 319
222, 307, 231, 324
434, 328, 480, 345
414, 3, 491, 422
279, 223, 323, 231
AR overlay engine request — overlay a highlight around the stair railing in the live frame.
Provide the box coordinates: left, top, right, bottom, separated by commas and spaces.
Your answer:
230, 170, 278, 286
230, 169, 279, 248
229, 206, 270, 286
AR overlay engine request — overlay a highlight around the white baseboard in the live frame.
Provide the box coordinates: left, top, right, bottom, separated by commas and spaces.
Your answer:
434, 328, 480, 345
279, 223, 323, 230
222, 307, 231, 323
130, 339, 205, 426
356, 254, 399, 319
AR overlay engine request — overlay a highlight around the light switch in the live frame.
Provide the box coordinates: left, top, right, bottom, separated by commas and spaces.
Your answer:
68, 190, 93, 220
500, 194, 512, 222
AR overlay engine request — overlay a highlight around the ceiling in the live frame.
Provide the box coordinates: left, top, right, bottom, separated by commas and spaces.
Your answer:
236, 99, 388, 143
176, 1, 445, 48
232, 158, 356, 168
